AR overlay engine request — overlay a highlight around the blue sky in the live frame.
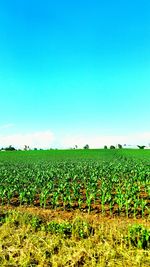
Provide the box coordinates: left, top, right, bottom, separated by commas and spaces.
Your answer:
0, 0, 150, 148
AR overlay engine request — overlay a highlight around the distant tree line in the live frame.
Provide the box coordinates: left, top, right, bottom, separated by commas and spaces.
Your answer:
137, 145, 146, 149
0, 145, 16, 151
0, 144, 148, 151
104, 144, 147, 149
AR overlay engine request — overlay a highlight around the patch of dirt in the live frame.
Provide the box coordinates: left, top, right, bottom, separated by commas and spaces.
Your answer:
1, 205, 150, 227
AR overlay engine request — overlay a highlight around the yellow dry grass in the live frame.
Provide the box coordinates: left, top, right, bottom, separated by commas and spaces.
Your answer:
0, 207, 149, 267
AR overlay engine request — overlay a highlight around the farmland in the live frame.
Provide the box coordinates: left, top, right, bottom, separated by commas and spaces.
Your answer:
0, 149, 150, 266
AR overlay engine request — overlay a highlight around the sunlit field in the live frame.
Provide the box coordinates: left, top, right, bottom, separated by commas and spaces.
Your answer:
0, 149, 149, 266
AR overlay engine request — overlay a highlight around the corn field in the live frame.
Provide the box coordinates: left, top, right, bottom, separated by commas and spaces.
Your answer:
0, 149, 149, 218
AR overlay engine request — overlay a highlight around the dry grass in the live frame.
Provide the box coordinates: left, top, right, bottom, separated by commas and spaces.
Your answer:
0, 207, 150, 267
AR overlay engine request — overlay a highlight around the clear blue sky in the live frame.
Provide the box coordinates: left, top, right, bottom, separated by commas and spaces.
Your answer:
0, 0, 150, 148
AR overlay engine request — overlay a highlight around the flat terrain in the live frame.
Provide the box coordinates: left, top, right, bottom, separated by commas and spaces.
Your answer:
0, 149, 149, 266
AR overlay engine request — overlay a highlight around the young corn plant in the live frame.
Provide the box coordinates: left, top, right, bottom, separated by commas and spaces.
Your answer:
0, 187, 6, 205
61, 192, 69, 210
140, 199, 147, 218
51, 191, 59, 209
26, 186, 36, 205
78, 197, 83, 210
68, 193, 74, 208
124, 195, 132, 218
133, 197, 139, 219
19, 189, 28, 205
107, 193, 114, 216
40, 188, 49, 208
115, 188, 125, 215
86, 190, 94, 213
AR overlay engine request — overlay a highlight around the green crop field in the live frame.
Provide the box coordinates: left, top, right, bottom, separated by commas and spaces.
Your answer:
0, 149, 149, 217
0, 149, 150, 266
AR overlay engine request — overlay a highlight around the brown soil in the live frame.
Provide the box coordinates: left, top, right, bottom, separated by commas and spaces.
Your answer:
1, 205, 150, 227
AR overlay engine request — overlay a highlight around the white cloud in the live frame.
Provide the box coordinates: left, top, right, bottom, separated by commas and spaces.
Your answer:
0, 130, 54, 149
60, 132, 150, 148
0, 129, 149, 149
0, 123, 15, 130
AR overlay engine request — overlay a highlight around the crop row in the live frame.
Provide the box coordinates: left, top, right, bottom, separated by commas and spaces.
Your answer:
0, 151, 149, 217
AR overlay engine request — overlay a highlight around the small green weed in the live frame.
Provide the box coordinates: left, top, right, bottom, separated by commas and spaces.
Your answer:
46, 221, 72, 237
72, 217, 94, 238
128, 224, 150, 249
